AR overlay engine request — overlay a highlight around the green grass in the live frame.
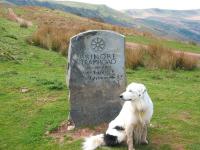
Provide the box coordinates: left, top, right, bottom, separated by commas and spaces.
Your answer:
0, 18, 81, 149
1, 18, 200, 150
126, 35, 155, 45
163, 40, 200, 53
126, 35, 200, 53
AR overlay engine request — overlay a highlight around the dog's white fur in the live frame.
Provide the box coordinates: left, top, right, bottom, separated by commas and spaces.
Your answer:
83, 82, 153, 150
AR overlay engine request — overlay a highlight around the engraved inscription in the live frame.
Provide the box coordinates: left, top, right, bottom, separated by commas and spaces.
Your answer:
82, 66, 123, 81
77, 47, 123, 82
78, 53, 117, 65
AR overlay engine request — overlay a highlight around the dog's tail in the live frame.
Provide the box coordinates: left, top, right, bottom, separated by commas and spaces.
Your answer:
82, 134, 105, 150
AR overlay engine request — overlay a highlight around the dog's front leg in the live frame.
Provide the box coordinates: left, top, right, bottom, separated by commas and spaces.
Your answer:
141, 124, 148, 145
126, 125, 135, 150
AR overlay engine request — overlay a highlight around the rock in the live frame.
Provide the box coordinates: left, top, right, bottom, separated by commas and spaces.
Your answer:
67, 30, 126, 127
20, 88, 29, 93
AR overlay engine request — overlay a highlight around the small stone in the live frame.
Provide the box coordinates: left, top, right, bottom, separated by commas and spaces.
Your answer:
21, 88, 29, 93
67, 125, 75, 131
45, 131, 49, 135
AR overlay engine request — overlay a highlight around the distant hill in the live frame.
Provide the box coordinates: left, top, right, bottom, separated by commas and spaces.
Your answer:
4, 0, 200, 43
0, 0, 14, 5
124, 9, 200, 43
124, 9, 200, 19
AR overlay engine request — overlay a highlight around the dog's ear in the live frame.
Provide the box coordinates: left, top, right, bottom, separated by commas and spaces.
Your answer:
139, 86, 146, 97
142, 88, 147, 94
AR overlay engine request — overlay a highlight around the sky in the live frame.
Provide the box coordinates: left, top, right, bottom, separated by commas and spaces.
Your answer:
56, 0, 200, 10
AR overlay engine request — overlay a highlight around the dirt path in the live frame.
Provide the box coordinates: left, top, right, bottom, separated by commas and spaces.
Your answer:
174, 51, 200, 59
126, 42, 147, 49
126, 42, 200, 60
7, 8, 32, 26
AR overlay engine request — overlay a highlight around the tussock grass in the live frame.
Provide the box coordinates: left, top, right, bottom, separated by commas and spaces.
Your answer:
2, 5, 198, 71
11, 6, 139, 55
31, 26, 198, 70
146, 44, 177, 70
126, 43, 198, 70
28, 21, 139, 55
176, 52, 198, 70
125, 47, 145, 69
28, 25, 70, 55
19, 20, 29, 28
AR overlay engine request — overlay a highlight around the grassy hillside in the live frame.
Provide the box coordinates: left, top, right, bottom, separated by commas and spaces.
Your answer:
5, 0, 136, 27
1, 17, 200, 150
2, 3, 199, 55
2, 3, 200, 54
0, 3, 140, 56
0, 3, 137, 35
4, 0, 200, 43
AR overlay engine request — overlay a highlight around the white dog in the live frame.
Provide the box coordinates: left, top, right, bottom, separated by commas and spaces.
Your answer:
83, 82, 153, 150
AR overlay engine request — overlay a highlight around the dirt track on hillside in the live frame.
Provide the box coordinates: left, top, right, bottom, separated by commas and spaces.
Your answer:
126, 42, 200, 60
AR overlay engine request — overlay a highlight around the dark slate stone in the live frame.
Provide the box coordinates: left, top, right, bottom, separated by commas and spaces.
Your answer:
67, 30, 126, 127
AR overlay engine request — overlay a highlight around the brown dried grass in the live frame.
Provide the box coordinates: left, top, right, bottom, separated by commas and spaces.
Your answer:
13, 6, 197, 70
21, 6, 141, 55
28, 25, 72, 55
125, 47, 145, 69
19, 21, 29, 28
175, 52, 198, 70
29, 25, 198, 70
29, 23, 139, 55
126, 43, 198, 70
145, 44, 177, 70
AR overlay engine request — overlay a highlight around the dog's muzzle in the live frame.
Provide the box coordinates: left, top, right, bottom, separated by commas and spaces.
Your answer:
119, 95, 132, 101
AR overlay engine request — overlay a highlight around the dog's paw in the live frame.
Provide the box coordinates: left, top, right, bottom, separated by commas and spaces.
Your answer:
141, 139, 148, 145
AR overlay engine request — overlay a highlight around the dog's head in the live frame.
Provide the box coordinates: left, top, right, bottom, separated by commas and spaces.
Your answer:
119, 83, 146, 101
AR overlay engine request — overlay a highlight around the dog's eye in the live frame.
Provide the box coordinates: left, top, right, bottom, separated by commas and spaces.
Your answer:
129, 90, 133, 92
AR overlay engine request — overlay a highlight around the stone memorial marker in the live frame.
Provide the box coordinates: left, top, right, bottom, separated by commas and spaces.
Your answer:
67, 30, 126, 127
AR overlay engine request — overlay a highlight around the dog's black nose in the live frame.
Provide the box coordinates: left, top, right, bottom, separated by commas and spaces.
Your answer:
119, 95, 123, 98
